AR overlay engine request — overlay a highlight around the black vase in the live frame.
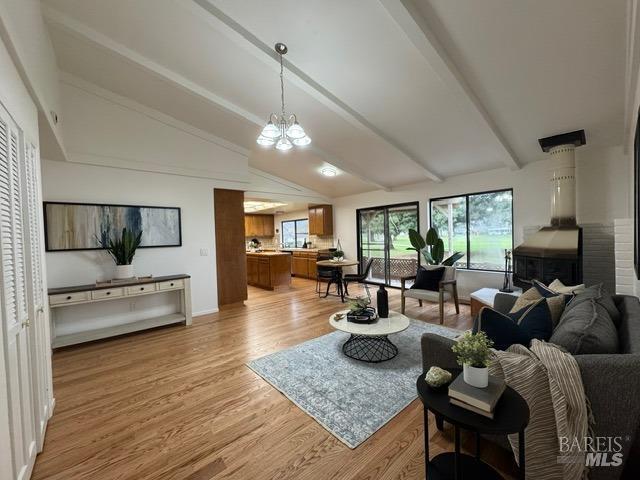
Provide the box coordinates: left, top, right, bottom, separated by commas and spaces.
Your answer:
377, 285, 389, 318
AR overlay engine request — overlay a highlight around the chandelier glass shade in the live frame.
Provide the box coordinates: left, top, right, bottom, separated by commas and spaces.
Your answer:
257, 43, 311, 150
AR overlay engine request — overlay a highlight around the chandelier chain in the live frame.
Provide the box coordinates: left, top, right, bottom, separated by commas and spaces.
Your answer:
279, 52, 285, 118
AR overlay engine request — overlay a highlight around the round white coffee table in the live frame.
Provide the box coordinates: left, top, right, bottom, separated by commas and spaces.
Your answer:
329, 310, 410, 363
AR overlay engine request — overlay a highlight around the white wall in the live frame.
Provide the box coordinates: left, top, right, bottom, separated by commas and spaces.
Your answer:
43, 77, 327, 315
0, 0, 65, 159
0, 36, 38, 142
42, 160, 222, 315
333, 146, 630, 299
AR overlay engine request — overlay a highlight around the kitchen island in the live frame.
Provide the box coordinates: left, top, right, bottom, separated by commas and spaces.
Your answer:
246, 252, 292, 290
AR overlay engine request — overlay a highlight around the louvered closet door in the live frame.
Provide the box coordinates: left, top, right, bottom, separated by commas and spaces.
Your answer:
0, 106, 37, 480
24, 140, 52, 449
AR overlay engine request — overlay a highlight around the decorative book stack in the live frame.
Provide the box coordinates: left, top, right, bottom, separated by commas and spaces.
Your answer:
448, 374, 506, 419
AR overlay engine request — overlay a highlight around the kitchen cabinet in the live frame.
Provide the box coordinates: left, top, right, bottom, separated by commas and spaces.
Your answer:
308, 205, 333, 236
292, 254, 309, 278
307, 257, 318, 279
246, 253, 291, 289
290, 251, 319, 279
245, 214, 275, 237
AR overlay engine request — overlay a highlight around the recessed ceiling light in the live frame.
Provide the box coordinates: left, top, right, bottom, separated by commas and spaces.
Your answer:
243, 201, 287, 213
320, 167, 337, 177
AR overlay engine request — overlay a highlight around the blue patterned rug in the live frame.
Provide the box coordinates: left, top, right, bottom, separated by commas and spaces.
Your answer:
247, 319, 460, 448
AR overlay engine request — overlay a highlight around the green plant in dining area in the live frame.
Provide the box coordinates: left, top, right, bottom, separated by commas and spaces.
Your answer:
332, 249, 345, 260
407, 227, 465, 266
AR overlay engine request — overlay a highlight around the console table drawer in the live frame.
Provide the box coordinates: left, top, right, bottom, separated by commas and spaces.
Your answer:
50, 291, 91, 305
126, 284, 157, 295
158, 279, 184, 291
91, 288, 124, 300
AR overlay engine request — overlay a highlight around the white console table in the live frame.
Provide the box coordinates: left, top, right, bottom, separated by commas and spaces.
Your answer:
48, 274, 192, 348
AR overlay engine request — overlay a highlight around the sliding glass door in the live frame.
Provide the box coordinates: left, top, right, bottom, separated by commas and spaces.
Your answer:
357, 202, 419, 287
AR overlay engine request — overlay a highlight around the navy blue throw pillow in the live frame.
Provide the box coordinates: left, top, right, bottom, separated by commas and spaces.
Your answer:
411, 266, 444, 291
532, 280, 573, 304
473, 298, 553, 350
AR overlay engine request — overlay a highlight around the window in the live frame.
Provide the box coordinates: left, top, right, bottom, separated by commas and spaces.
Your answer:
281, 219, 309, 248
357, 202, 419, 287
430, 189, 513, 271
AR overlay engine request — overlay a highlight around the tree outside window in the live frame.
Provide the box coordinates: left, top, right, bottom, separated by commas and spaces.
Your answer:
430, 190, 513, 271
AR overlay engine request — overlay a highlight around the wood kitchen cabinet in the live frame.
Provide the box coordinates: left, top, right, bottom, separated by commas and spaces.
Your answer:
244, 214, 275, 237
290, 251, 318, 279
291, 253, 309, 278
308, 205, 333, 236
246, 253, 291, 290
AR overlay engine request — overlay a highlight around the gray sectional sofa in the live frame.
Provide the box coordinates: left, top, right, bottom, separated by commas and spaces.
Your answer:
421, 292, 640, 480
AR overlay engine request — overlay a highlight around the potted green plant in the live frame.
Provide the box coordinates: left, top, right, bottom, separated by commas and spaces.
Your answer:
347, 295, 370, 314
451, 331, 494, 388
97, 228, 143, 279
332, 249, 345, 262
407, 227, 465, 266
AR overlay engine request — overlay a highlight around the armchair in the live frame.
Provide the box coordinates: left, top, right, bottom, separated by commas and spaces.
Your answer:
400, 265, 460, 324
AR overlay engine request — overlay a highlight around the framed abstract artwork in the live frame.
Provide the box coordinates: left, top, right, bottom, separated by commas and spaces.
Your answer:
44, 201, 182, 252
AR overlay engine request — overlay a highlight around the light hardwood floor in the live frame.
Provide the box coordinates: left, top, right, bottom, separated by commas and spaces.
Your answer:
33, 278, 518, 480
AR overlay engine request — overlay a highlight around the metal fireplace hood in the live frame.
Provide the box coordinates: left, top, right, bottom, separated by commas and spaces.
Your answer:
514, 226, 580, 258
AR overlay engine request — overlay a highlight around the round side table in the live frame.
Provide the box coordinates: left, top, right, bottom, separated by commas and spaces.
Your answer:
417, 370, 529, 480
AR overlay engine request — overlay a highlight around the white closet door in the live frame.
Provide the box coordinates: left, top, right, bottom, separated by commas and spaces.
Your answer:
0, 106, 37, 480
24, 140, 52, 449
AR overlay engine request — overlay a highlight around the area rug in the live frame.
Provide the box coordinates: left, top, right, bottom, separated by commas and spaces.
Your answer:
246, 319, 460, 448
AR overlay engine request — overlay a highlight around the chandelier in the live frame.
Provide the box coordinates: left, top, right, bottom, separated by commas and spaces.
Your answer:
257, 43, 311, 151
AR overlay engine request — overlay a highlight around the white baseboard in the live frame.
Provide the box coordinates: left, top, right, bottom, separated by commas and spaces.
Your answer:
193, 308, 219, 317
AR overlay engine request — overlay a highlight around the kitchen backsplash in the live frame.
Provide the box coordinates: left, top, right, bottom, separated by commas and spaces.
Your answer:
247, 235, 336, 250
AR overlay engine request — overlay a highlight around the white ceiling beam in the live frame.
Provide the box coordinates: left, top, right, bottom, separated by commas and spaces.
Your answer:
42, 5, 391, 192
188, 0, 441, 183
380, 0, 520, 170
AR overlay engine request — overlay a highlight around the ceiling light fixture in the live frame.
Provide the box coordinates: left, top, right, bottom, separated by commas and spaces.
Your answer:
320, 166, 337, 177
257, 43, 311, 150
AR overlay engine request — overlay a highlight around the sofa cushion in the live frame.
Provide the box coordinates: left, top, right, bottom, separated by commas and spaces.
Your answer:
404, 288, 451, 301
411, 266, 444, 291
548, 279, 586, 294
511, 287, 565, 327
475, 298, 553, 350
550, 299, 619, 355
533, 280, 574, 304
565, 284, 621, 328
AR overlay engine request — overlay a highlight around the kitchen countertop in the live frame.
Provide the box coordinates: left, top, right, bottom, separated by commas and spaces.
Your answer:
280, 248, 327, 252
246, 251, 291, 256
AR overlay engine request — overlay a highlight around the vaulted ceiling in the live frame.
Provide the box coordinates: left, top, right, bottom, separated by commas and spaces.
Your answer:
42, 0, 628, 197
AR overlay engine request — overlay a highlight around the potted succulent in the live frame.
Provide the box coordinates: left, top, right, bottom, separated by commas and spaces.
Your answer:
332, 249, 345, 262
451, 331, 494, 388
346, 295, 377, 323
97, 228, 143, 279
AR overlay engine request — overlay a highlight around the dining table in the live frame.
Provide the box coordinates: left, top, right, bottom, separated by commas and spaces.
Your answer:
316, 259, 359, 302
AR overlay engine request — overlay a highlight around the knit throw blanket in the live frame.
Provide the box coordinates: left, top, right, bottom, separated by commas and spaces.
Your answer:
489, 340, 591, 480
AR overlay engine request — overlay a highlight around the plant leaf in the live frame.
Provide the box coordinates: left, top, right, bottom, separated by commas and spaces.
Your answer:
431, 239, 444, 264
442, 252, 465, 266
408, 228, 426, 250
425, 227, 439, 246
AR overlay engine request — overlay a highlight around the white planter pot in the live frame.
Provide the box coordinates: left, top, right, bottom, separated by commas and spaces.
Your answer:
115, 264, 134, 280
463, 364, 489, 388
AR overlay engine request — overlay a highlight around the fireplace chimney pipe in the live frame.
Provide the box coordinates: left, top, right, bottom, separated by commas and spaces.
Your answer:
538, 129, 585, 228
549, 144, 576, 227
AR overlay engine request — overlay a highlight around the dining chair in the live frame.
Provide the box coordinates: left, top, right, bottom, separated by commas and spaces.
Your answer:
343, 258, 374, 300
